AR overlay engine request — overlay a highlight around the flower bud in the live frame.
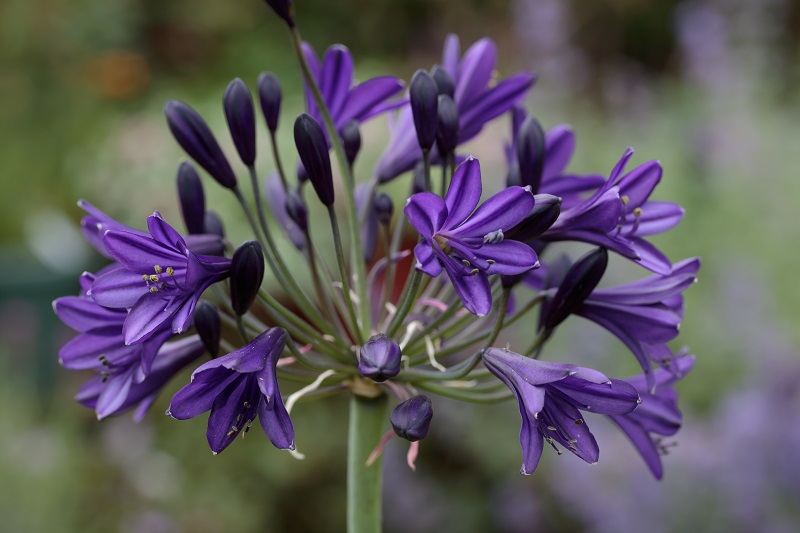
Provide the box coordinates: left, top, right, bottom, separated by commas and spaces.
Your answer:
194, 300, 221, 357
391, 395, 433, 442
257, 72, 282, 133
409, 69, 439, 151
506, 194, 562, 242
340, 120, 361, 167
431, 64, 455, 98
204, 211, 225, 238
285, 189, 309, 232
358, 334, 401, 382
373, 192, 393, 226
164, 100, 237, 189
542, 248, 608, 331
177, 162, 206, 234
223, 78, 257, 167
516, 116, 545, 194
411, 162, 426, 195
230, 241, 265, 316
435, 94, 459, 156
293, 113, 334, 206
263, 0, 294, 27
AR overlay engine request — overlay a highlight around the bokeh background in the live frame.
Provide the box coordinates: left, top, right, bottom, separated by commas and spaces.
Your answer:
2, 0, 800, 531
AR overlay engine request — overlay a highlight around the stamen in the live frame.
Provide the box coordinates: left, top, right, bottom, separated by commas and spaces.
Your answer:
243, 401, 251, 409
425, 335, 446, 372
149, 275, 159, 283
141, 274, 149, 281
462, 259, 470, 267
149, 287, 159, 293
166, 267, 174, 276
621, 195, 630, 205
486, 260, 495, 265
154, 265, 162, 274
483, 229, 504, 244
470, 268, 479, 275
575, 419, 583, 425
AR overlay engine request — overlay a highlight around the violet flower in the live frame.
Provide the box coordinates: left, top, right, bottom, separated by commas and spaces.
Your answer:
90, 212, 231, 345
405, 157, 538, 316
376, 35, 536, 182
482, 348, 640, 475
609, 353, 695, 479
301, 42, 405, 137
168, 328, 295, 454
76, 335, 206, 422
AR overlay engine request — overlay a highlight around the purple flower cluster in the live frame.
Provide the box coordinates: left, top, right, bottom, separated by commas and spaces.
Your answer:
53, 2, 698, 500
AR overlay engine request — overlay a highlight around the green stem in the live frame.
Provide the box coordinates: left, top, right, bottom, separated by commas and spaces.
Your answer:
269, 131, 290, 190
347, 393, 388, 533
386, 269, 422, 338
329, 207, 363, 345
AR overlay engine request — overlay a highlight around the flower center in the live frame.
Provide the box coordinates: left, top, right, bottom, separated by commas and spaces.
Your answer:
141, 264, 178, 293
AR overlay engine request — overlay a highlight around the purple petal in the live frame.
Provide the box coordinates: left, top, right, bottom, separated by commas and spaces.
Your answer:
96, 368, 135, 420
519, 407, 544, 475
147, 213, 188, 252
320, 45, 354, 119
301, 42, 321, 118
442, 34, 460, 79
103, 230, 186, 274
475, 240, 539, 275
540, 174, 606, 202
540, 394, 599, 463
123, 292, 170, 345
542, 125, 575, 179
338, 77, 405, 127
59, 332, 128, 370
440, 253, 491, 316
258, 394, 295, 450
625, 201, 684, 236
413, 242, 443, 277
265, 173, 306, 250
443, 157, 482, 228
451, 186, 535, 240
459, 74, 536, 142
168, 366, 237, 420
609, 147, 635, 184
610, 415, 663, 479
454, 38, 497, 108
549, 377, 640, 415
404, 192, 447, 240
206, 376, 260, 453
629, 237, 673, 275
617, 160, 662, 209
53, 296, 125, 332
552, 187, 622, 234
89, 265, 149, 309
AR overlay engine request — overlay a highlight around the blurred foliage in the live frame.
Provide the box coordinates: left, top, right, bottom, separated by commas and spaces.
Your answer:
2, 0, 800, 531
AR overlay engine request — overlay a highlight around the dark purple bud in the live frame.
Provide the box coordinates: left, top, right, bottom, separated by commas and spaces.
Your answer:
506, 194, 562, 242
194, 300, 221, 357
177, 161, 206, 234
411, 162, 426, 195
164, 100, 237, 189
230, 241, 265, 316
223, 78, 257, 167
431, 64, 455, 98
543, 248, 608, 331
358, 334, 401, 382
285, 189, 309, 232
516, 116, 545, 194
262, 0, 294, 27
293, 113, 334, 206
435, 94, 459, 156
409, 69, 439, 151
340, 121, 361, 167
391, 395, 433, 442
204, 210, 225, 238
506, 163, 521, 188
373, 192, 393, 226
258, 72, 282, 133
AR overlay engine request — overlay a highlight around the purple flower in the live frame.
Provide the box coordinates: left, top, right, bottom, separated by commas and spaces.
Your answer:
301, 42, 405, 137
376, 35, 536, 182
90, 213, 231, 345
482, 348, 640, 475
544, 148, 685, 275
609, 354, 695, 479
168, 328, 295, 454
405, 157, 538, 316
76, 335, 205, 422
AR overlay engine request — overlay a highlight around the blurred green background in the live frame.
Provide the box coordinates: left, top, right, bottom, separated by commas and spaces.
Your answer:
2, 0, 800, 531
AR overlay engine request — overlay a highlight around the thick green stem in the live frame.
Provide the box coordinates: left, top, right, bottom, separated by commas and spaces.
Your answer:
347, 393, 388, 533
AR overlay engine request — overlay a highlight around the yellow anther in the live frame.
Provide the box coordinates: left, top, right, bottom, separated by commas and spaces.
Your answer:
462, 259, 471, 267
243, 401, 251, 409
166, 267, 174, 276
633, 207, 643, 217
149, 287, 159, 293
621, 195, 630, 205
142, 274, 149, 281
154, 265, 162, 274
470, 268, 479, 275
149, 275, 159, 283
486, 259, 495, 265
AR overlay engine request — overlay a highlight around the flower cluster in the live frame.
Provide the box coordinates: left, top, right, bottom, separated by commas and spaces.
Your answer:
54, 0, 698, 490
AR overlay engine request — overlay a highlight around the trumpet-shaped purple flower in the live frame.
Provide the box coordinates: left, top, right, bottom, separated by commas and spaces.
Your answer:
168, 328, 294, 454
482, 348, 640, 475
544, 148, 685, 275
301, 42, 405, 136
76, 335, 206, 422
405, 157, 538, 316
376, 35, 536, 182
90, 213, 231, 345
610, 353, 695, 479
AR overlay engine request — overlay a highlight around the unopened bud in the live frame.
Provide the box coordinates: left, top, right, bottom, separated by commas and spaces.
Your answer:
358, 334, 401, 382
262, 0, 294, 27
204, 211, 225, 238
293, 113, 334, 206
285, 189, 309, 232
258, 72, 282, 133
223, 78, 257, 167
373, 192, 393, 226
411, 162, 426, 195
340, 121, 361, 167
435, 94, 459, 156
410, 70, 439, 151
230, 241, 265, 316
516, 116, 545, 194
177, 162, 205, 234
391, 395, 433, 442
543, 248, 608, 331
431, 65, 455, 98
506, 194, 562, 242
194, 300, 221, 357
164, 100, 237, 189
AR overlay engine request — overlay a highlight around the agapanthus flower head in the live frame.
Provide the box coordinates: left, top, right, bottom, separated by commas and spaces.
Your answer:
168, 328, 294, 454
482, 348, 639, 475
90, 212, 231, 344
405, 157, 538, 316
